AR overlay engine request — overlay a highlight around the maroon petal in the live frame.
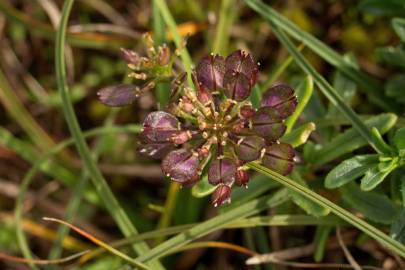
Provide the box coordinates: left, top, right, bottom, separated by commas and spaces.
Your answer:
120, 48, 141, 65
240, 104, 256, 119
223, 71, 251, 101
251, 107, 286, 141
262, 143, 295, 175
138, 142, 174, 159
261, 84, 297, 119
162, 149, 200, 184
97, 84, 137, 107
208, 158, 236, 186
225, 50, 258, 87
235, 169, 250, 187
235, 136, 265, 162
211, 184, 232, 207
196, 54, 225, 92
140, 111, 179, 142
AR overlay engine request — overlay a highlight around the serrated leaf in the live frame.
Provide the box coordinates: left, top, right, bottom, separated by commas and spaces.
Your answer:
360, 162, 397, 191
313, 114, 397, 165
391, 208, 405, 244
341, 183, 398, 224
325, 155, 379, 189
290, 171, 330, 217
191, 174, 216, 198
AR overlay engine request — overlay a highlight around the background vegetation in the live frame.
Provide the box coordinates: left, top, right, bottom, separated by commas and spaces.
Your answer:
1, 0, 405, 269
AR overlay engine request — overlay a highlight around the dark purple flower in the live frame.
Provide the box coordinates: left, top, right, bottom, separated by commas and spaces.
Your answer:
223, 71, 251, 101
262, 143, 295, 176
251, 107, 286, 141
196, 54, 225, 92
261, 84, 297, 118
208, 158, 237, 186
135, 49, 297, 206
162, 149, 200, 185
235, 136, 265, 162
235, 168, 250, 187
211, 184, 232, 207
97, 84, 137, 107
225, 50, 258, 87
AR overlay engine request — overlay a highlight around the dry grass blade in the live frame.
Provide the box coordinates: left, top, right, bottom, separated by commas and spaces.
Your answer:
42, 217, 151, 270
337, 227, 362, 270
0, 249, 89, 265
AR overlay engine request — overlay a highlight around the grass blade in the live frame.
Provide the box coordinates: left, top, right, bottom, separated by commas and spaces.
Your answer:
54, 1, 163, 268
248, 162, 405, 258
244, 0, 401, 112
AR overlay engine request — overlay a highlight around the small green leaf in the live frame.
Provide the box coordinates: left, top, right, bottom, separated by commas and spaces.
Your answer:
191, 174, 216, 198
391, 208, 405, 244
281, 122, 316, 148
290, 171, 330, 217
393, 18, 405, 42
313, 226, 333, 262
394, 128, 405, 151
313, 113, 397, 165
371, 127, 395, 155
341, 183, 398, 225
360, 161, 397, 191
359, 0, 405, 17
376, 46, 405, 69
325, 155, 379, 189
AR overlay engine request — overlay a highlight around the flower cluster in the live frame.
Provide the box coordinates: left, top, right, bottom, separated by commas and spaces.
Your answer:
97, 33, 176, 107
137, 50, 298, 206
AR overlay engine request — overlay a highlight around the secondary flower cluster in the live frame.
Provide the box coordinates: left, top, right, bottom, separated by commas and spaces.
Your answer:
98, 33, 175, 107
138, 50, 297, 206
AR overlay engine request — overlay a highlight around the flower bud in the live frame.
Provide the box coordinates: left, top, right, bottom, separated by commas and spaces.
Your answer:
138, 142, 174, 159
223, 71, 251, 101
262, 143, 295, 176
97, 84, 137, 107
251, 107, 286, 141
211, 184, 231, 207
120, 48, 140, 65
158, 44, 171, 66
170, 130, 192, 145
240, 104, 255, 119
196, 54, 225, 92
235, 168, 249, 187
225, 50, 258, 87
162, 149, 200, 184
261, 84, 297, 119
208, 158, 236, 186
140, 111, 179, 142
235, 136, 265, 162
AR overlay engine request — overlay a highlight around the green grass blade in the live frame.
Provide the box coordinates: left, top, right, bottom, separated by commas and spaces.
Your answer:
54, 1, 163, 268
248, 162, 405, 258
137, 189, 289, 263
212, 0, 236, 55
154, 0, 194, 87
14, 124, 141, 269
244, 0, 401, 112
254, 16, 392, 155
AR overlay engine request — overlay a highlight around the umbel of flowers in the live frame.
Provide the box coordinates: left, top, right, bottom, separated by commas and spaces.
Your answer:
98, 44, 297, 207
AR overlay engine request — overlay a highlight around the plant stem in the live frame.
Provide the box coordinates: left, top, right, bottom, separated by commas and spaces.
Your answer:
54, 0, 163, 268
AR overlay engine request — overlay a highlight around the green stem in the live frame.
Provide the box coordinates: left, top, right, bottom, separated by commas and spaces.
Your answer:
263, 19, 390, 155
15, 125, 141, 269
54, 1, 163, 268
244, 0, 400, 112
212, 0, 235, 55
137, 189, 289, 263
248, 162, 405, 258
154, 0, 194, 87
